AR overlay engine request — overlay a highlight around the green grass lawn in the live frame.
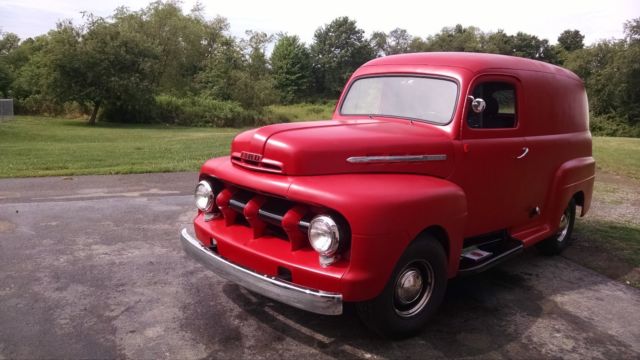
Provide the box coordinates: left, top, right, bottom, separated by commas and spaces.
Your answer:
575, 220, 640, 267
593, 137, 640, 180
0, 116, 241, 178
571, 219, 640, 288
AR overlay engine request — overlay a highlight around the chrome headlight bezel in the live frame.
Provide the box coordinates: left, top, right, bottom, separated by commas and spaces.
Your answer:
308, 215, 341, 256
194, 180, 215, 212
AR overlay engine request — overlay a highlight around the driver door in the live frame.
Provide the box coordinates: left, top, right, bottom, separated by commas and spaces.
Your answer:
453, 75, 531, 237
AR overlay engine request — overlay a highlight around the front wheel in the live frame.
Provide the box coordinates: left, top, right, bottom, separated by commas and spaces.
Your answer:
356, 236, 448, 338
537, 198, 576, 255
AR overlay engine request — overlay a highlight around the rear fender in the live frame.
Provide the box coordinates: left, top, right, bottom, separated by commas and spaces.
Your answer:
545, 157, 595, 228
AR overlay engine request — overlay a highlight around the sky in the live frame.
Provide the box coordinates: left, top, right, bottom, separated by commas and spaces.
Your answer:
1, 0, 638, 45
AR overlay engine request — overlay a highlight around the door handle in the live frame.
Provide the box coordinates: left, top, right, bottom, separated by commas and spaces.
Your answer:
516, 147, 529, 159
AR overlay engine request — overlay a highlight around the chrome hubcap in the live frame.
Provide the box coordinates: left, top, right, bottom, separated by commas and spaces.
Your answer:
393, 260, 434, 317
396, 269, 423, 304
557, 211, 569, 243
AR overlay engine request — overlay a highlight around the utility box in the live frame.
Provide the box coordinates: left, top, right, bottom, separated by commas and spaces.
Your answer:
0, 99, 14, 120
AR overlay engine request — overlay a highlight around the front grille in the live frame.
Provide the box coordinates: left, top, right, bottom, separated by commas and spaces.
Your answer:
213, 182, 314, 251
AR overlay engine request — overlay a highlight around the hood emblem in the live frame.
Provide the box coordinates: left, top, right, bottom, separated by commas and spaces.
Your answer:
346, 154, 447, 163
241, 151, 263, 162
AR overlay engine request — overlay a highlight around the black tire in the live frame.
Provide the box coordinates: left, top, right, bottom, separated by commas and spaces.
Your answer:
356, 236, 448, 339
537, 198, 576, 255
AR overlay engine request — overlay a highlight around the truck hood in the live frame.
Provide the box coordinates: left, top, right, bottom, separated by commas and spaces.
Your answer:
230, 119, 454, 177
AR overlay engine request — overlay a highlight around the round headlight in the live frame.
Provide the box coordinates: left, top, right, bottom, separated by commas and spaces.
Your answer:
308, 215, 340, 256
194, 180, 215, 212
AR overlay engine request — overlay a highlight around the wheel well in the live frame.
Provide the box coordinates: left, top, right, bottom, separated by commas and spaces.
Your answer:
573, 191, 584, 208
417, 226, 450, 264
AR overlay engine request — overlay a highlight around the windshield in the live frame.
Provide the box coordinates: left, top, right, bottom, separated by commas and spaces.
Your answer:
340, 76, 458, 125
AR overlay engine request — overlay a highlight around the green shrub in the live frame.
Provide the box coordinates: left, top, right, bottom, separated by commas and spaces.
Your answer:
14, 95, 65, 116
590, 113, 640, 137
266, 102, 335, 122
153, 95, 261, 127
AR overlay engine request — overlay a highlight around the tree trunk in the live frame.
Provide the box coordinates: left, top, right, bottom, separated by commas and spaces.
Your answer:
89, 100, 101, 126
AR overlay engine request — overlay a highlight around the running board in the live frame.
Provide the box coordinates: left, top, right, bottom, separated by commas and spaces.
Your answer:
458, 237, 524, 276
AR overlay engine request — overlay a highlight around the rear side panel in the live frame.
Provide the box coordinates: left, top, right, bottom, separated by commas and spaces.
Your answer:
505, 70, 594, 245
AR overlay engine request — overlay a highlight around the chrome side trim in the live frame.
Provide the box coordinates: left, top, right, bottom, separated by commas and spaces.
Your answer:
346, 154, 447, 163
180, 228, 343, 315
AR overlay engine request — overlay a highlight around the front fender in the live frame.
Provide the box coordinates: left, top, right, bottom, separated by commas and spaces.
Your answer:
289, 174, 467, 300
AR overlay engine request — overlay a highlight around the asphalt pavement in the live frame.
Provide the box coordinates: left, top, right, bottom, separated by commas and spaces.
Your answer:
1, 173, 639, 359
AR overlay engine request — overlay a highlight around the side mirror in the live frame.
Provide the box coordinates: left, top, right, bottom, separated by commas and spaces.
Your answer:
468, 96, 486, 113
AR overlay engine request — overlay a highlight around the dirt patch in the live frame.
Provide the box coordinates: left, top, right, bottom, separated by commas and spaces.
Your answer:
567, 171, 640, 288
589, 172, 640, 226
596, 172, 640, 188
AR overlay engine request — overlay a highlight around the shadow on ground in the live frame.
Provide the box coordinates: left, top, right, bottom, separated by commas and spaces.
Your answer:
181, 249, 636, 359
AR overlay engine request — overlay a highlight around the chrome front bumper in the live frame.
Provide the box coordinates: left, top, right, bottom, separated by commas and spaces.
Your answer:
180, 228, 343, 315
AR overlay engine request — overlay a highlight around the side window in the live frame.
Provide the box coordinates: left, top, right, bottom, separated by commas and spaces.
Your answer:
467, 82, 517, 129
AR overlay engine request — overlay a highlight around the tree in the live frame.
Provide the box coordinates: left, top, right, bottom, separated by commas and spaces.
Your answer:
271, 35, 312, 104
557, 29, 585, 51
243, 30, 273, 78
408, 37, 429, 52
196, 35, 244, 101
371, 28, 412, 56
131, 1, 209, 94
426, 25, 483, 52
624, 18, 640, 42
310, 17, 375, 97
0, 61, 10, 97
47, 16, 157, 124
483, 30, 514, 54
387, 28, 412, 55
0, 32, 21, 97
0, 32, 20, 56
512, 32, 555, 62
370, 31, 388, 57
564, 18, 640, 130
234, 30, 277, 109
196, 27, 277, 110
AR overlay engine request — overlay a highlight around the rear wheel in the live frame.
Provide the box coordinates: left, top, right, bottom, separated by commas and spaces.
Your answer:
356, 236, 447, 338
537, 198, 576, 255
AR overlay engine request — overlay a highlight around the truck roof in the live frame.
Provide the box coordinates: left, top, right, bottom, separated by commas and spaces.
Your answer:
363, 52, 581, 82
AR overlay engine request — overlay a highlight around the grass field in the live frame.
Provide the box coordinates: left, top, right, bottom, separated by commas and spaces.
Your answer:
571, 218, 640, 288
575, 220, 640, 266
0, 116, 241, 178
593, 137, 640, 180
